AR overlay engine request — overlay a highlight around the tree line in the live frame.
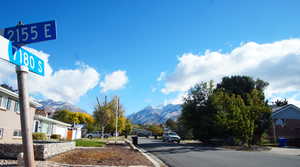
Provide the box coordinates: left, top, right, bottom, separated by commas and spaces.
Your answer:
53, 96, 132, 136
167, 75, 273, 146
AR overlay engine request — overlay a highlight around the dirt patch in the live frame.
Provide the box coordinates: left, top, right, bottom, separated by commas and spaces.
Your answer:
48, 145, 154, 166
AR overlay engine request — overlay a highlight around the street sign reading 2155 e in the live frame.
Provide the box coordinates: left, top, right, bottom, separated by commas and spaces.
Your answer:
4, 20, 56, 45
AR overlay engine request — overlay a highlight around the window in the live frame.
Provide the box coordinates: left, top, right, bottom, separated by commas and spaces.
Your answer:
0, 128, 3, 138
6, 98, 11, 110
9, 100, 15, 112
34, 121, 40, 132
14, 102, 20, 113
0, 96, 7, 109
13, 129, 22, 137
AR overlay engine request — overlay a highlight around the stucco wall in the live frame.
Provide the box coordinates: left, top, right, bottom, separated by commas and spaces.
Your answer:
0, 105, 35, 143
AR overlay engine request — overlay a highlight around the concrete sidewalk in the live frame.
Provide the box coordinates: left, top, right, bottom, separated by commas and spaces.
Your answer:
268, 147, 300, 156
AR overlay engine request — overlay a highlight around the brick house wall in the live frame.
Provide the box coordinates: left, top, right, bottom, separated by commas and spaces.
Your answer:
271, 119, 300, 139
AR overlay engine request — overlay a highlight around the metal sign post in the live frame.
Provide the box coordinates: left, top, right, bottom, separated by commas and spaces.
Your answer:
16, 66, 35, 167
0, 20, 56, 167
115, 97, 119, 144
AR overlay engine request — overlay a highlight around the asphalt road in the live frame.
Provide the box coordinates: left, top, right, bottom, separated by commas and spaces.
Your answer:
138, 137, 300, 167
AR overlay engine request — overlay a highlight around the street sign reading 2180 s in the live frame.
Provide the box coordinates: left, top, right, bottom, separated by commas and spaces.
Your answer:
4, 20, 56, 45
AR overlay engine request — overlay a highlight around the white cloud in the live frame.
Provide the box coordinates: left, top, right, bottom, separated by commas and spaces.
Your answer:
157, 72, 166, 81
151, 87, 157, 93
164, 92, 187, 105
160, 38, 300, 104
100, 70, 128, 92
0, 47, 100, 103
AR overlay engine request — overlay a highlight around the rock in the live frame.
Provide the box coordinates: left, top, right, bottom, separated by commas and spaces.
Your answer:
17, 152, 24, 166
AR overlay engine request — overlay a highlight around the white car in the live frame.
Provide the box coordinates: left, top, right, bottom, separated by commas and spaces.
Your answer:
85, 131, 111, 139
162, 132, 181, 143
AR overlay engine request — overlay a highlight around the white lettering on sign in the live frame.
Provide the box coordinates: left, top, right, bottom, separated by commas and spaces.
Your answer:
44, 24, 51, 38
21, 27, 29, 41
7, 30, 14, 41
31, 26, 38, 40
38, 61, 43, 73
12, 46, 43, 75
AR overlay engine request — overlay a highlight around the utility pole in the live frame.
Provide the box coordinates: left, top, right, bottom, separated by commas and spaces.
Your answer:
16, 21, 35, 167
115, 96, 119, 144
96, 96, 104, 139
17, 65, 35, 167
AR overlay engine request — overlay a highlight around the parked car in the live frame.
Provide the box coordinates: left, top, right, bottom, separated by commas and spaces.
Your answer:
85, 131, 111, 139
137, 132, 150, 138
162, 132, 181, 143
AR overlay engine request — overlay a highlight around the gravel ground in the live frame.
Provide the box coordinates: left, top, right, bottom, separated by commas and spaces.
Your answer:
49, 145, 153, 167
1, 145, 154, 167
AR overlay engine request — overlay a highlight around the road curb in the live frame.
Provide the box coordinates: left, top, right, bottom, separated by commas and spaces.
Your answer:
125, 139, 168, 167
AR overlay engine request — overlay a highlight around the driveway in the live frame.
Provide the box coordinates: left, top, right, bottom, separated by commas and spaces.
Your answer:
138, 138, 300, 167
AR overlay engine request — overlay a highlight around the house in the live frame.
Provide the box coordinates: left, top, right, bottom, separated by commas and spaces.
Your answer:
0, 86, 40, 143
33, 115, 82, 140
0, 86, 82, 142
33, 115, 72, 139
271, 104, 300, 145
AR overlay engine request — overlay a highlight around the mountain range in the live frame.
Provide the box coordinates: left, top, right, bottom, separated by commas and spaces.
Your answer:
38, 99, 182, 125
128, 104, 182, 125
38, 99, 87, 114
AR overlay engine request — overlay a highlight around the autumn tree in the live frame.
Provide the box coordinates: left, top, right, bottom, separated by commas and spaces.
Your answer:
53, 110, 94, 125
123, 119, 132, 137
93, 96, 127, 135
147, 124, 163, 136
93, 97, 113, 138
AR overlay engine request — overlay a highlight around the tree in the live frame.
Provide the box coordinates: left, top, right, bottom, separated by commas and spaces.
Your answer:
211, 91, 254, 145
93, 97, 113, 138
123, 119, 133, 137
275, 99, 288, 106
52, 110, 70, 123
180, 81, 218, 142
214, 76, 271, 145
176, 117, 194, 140
165, 119, 177, 131
93, 96, 127, 135
53, 110, 95, 125
180, 76, 271, 146
147, 124, 163, 136
217, 75, 269, 102
247, 89, 271, 145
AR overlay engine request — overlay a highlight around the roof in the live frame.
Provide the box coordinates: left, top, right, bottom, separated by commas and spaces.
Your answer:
34, 115, 71, 127
271, 104, 300, 120
0, 86, 42, 108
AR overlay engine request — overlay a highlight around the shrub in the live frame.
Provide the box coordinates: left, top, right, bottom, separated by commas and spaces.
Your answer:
32, 132, 47, 140
50, 134, 61, 140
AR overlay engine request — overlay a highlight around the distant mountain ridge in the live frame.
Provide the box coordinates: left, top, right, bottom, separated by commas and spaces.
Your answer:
38, 99, 87, 114
128, 104, 182, 125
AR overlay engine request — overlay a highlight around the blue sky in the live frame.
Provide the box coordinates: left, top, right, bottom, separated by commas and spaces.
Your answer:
1, 0, 300, 115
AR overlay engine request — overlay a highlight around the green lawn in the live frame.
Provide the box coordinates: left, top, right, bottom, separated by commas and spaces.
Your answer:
75, 139, 105, 147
